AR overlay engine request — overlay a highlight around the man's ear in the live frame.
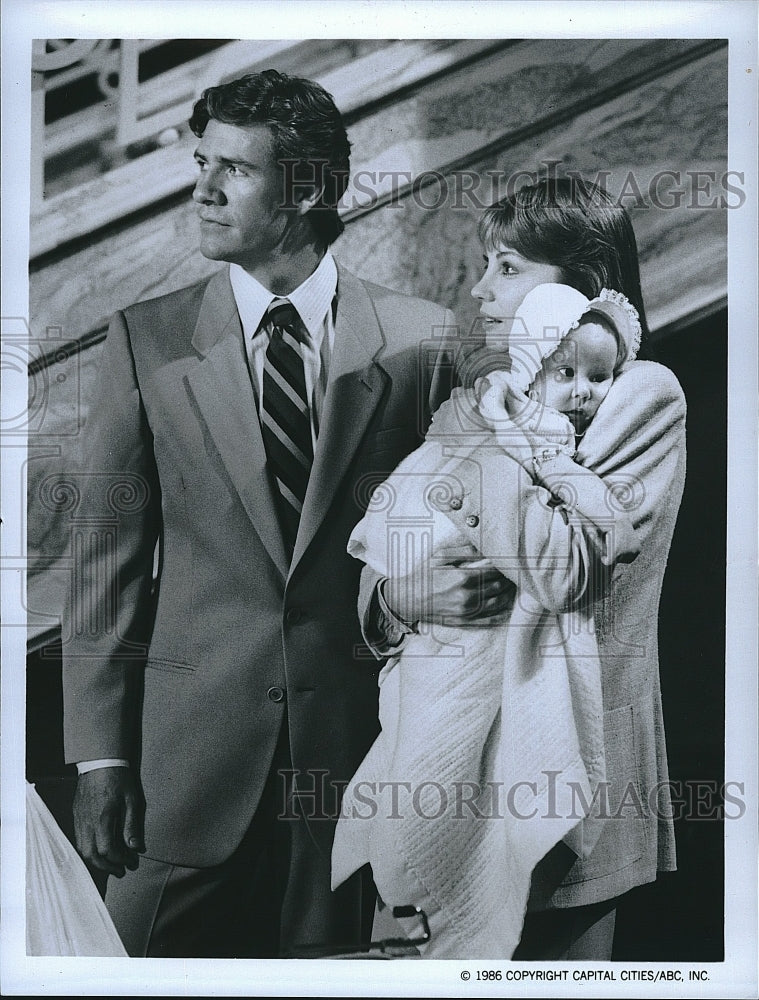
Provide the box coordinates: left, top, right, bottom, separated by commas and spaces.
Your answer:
296, 186, 324, 216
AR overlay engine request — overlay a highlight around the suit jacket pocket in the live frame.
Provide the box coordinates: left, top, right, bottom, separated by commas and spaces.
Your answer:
560, 703, 647, 884
144, 657, 197, 674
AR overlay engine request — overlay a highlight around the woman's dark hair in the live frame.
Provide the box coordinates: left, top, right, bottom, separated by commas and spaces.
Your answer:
478, 178, 653, 356
190, 69, 351, 249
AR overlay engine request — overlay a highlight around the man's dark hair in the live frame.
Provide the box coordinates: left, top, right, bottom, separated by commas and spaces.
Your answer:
190, 69, 351, 248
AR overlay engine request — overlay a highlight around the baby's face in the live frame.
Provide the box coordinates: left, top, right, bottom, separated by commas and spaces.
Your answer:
531, 320, 618, 434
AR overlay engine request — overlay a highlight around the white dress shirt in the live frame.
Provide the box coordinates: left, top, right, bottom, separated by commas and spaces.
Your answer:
77, 254, 338, 774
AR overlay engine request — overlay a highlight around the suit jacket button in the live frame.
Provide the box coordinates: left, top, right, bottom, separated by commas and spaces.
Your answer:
448, 497, 463, 510
267, 686, 286, 703
465, 514, 479, 527
286, 607, 302, 625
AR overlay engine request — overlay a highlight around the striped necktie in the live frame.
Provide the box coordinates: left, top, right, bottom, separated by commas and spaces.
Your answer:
261, 298, 313, 552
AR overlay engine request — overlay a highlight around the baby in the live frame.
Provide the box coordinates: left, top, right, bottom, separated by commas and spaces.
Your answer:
332, 282, 642, 960
469, 282, 641, 565
472, 280, 638, 454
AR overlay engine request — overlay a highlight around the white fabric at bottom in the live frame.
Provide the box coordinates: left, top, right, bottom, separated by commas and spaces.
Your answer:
26, 782, 127, 956
332, 615, 604, 958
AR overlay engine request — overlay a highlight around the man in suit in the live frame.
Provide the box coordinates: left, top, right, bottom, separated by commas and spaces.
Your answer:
62, 69, 509, 958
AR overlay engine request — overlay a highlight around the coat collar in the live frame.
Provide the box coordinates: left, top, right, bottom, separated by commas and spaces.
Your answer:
290, 263, 388, 574
187, 267, 290, 578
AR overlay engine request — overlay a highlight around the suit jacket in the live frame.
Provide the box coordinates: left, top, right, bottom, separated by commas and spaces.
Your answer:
62, 263, 457, 868
425, 361, 686, 907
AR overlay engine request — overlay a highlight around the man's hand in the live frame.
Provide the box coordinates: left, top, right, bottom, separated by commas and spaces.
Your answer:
384, 556, 514, 628
73, 767, 145, 877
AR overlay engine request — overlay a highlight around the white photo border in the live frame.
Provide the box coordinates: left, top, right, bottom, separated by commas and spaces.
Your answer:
2, 2, 757, 996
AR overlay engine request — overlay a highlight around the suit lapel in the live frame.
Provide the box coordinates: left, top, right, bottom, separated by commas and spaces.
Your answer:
290, 266, 388, 574
186, 268, 290, 580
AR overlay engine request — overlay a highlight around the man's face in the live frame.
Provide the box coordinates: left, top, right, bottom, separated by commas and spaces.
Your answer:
192, 120, 290, 272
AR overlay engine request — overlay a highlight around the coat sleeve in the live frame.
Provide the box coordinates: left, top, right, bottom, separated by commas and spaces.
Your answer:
442, 362, 686, 613
571, 361, 687, 549
61, 310, 162, 764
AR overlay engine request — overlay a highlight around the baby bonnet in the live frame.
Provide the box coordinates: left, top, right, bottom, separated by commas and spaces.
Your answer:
506, 282, 643, 393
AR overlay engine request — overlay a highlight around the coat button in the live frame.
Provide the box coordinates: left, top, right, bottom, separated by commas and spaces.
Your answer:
448, 497, 463, 510
286, 607, 302, 625
267, 686, 285, 703
465, 514, 479, 527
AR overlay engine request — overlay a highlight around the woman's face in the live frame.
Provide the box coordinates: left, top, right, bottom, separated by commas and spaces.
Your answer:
471, 245, 564, 343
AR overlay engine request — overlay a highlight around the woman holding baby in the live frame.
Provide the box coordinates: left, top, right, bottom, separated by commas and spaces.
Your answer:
332, 178, 687, 960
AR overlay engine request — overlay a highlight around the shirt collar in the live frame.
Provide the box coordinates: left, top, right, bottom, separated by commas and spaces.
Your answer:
229, 253, 337, 347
